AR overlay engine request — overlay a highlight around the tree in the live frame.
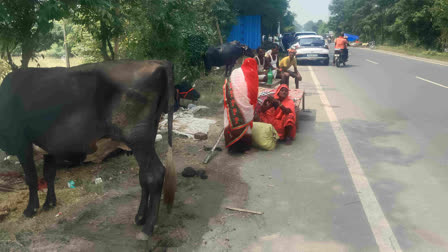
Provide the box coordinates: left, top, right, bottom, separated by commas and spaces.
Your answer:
293, 21, 303, 32
433, 0, 448, 49
327, 0, 448, 49
281, 11, 296, 33
303, 20, 319, 32
318, 21, 330, 35
71, 0, 124, 61
232, 0, 289, 35
117, 0, 236, 81
0, 0, 69, 69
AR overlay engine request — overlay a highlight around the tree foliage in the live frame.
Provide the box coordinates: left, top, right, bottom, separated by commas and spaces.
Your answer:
0, 0, 298, 81
0, 0, 69, 69
328, 0, 448, 49
232, 0, 291, 35
281, 11, 297, 33
300, 20, 329, 35
71, 0, 124, 61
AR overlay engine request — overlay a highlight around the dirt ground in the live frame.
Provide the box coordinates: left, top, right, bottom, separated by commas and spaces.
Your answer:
0, 105, 250, 251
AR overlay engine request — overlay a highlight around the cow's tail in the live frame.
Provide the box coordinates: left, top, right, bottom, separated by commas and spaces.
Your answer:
163, 62, 176, 212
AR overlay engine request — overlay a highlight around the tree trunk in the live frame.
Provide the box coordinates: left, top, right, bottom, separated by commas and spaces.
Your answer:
216, 18, 223, 45
6, 48, 18, 71
114, 37, 119, 58
100, 20, 111, 61
21, 42, 33, 69
114, 6, 120, 59
63, 20, 70, 68
107, 39, 115, 61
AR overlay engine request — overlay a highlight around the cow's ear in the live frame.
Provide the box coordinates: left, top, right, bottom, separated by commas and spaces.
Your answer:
192, 83, 196, 88
242, 45, 248, 50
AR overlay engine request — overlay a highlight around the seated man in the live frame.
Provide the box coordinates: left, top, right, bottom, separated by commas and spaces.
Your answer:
255, 84, 296, 145
254, 47, 268, 82
279, 49, 302, 89
265, 44, 280, 80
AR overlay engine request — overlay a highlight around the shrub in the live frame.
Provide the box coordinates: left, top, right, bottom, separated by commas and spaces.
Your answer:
0, 59, 12, 83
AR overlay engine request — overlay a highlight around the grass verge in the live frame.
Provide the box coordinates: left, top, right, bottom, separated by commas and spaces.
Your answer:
184, 68, 227, 117
377, 45, 448, 62
11, 56, 85, 68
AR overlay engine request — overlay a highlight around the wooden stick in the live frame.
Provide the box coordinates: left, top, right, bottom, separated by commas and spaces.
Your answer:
225, 206, 263, 215
203, 128, 225, 164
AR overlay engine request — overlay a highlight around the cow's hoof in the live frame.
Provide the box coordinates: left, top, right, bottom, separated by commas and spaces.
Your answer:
23, 207, 38, 218
136, 232, 149, 241
43, 201, 56, 211
135, 214, 146, 226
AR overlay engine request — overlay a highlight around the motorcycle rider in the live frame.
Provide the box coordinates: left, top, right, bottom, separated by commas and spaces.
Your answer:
334, 32, 348, 63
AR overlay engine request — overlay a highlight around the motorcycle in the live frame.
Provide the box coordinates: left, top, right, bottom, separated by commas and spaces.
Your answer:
368, 41, 376, 49
333, 49, 347, 67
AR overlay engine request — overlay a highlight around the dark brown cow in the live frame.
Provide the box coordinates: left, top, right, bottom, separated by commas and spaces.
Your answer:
0, 60, 176, 238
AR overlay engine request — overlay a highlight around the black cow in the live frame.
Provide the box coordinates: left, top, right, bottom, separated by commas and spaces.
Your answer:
175, 81, 200, 111
0, 60, 176, 238
204, 41, 255, 77
282, 33, 296, 51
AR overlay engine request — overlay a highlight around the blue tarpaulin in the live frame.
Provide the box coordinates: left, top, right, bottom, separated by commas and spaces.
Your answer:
344, 33, 359, 42
227, 16, 261, 49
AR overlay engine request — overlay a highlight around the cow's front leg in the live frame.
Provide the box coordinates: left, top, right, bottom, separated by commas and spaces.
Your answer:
228, 64, 235, 77
142, 156, 165, 236
20, 144, 40, 217
225, 65, 229, 77
43, 155, 57, 210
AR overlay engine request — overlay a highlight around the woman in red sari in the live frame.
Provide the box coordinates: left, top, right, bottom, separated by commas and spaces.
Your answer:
223, 58, 259, 153
256, 84, 296, 145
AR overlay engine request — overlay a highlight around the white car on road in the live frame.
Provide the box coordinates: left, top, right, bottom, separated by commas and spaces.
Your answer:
290, 35, 330, 65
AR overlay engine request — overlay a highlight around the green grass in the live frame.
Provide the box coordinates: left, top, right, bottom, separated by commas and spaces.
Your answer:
12, 56, 85, 68
190, 70, 227, 116
0, 56, 86, 83
377, 45, 448, 62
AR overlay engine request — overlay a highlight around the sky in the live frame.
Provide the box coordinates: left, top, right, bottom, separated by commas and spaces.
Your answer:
289, 0, 333, 26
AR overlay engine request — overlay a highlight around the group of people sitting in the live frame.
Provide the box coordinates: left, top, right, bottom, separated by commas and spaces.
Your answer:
223, 48, 300, 154
253, 45, 302, 89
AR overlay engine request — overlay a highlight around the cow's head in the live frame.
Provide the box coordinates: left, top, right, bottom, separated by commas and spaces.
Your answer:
241, 44, 255, 57
174, 80, 201, 111
175, 81, 200, 101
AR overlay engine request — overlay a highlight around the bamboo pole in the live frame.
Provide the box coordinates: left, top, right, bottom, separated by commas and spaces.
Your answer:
225, 207, 263, 215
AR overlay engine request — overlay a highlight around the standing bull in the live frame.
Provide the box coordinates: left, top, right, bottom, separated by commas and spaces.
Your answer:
0, 60, 176, 238
204, 41, 254, 77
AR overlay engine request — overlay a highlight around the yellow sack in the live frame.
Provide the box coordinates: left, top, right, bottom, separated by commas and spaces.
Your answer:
251, 122, 279, 151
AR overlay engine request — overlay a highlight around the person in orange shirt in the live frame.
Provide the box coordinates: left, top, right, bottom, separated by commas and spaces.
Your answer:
335, 32, 348, 62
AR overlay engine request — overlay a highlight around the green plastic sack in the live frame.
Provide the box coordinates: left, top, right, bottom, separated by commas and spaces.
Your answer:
251, 122, 279, 151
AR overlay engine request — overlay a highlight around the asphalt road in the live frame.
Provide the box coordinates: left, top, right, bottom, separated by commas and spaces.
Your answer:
199, 48, 448, 251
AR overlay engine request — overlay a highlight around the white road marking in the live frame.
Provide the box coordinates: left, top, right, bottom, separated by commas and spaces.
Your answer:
366, 59, 379, 65
361, 48, 448, 67
416, 76, 448, 89
308, 65, 402, 252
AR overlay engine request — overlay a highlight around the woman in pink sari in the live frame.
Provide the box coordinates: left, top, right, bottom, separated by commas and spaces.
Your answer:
256, 84, 296, 145
223, 58, 259, 153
